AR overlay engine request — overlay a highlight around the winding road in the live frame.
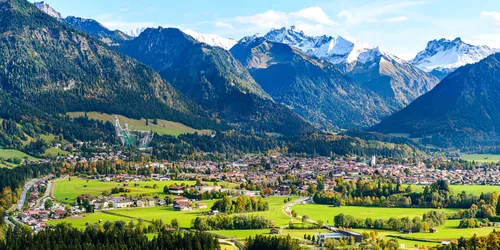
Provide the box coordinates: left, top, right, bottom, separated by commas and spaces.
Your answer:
16, 179, 40, 211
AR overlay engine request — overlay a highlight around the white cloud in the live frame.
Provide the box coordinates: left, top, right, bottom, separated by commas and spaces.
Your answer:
384, 16, 409, 23
290, 7, 337, 26
235, 10, 289, 30
337, 11, 354, 23
232, 6, 338, 34
337, 1, 425, 25
480, 11, 500, 25
215, 21, 235, 29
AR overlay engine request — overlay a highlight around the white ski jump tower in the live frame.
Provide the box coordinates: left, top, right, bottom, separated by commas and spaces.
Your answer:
114, 116, 154, 148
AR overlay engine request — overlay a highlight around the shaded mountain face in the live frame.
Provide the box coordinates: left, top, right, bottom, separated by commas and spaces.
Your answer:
411, 37, 498, 80
231, 37, 393, 130
119, 27, 315, 135
372, 53, 500, 147
348, 51, 440, 108
34, 1, 131, 45
0, 0, 214, 129
264, 26, 440, 109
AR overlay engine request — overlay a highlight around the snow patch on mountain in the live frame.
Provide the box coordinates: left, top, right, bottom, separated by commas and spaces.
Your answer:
183, 29, 237, 50
411, 38, 498, 73
34, 1, 63, 19
125, 28, 148, 37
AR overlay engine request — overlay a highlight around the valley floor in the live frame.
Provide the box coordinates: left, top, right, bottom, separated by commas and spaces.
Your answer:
44, 177, 500, 249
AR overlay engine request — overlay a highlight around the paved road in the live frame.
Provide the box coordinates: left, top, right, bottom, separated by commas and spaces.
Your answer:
35, 181, 54, 208
283, 197, 310, 223
219, 239, 238, 250
17, 179, 40, 211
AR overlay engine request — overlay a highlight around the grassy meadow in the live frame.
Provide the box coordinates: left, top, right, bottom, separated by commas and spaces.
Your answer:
53, 178, 234, 203
461, 154, 500, 163
47, 177, 500, 248
412, 184, 500, 196
292, 204, 459, 223
0, 149, 40, 168
67, 112, 212, 137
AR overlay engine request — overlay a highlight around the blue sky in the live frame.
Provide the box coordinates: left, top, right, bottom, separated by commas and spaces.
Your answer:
32, 0, 500, 59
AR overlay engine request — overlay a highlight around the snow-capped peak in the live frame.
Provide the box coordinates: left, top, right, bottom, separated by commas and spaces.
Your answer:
264, 26, 379, 65
411, 37, 498, 72
265, 26, 332, 55
34, 1, 63, 19
183, 29, 237, 50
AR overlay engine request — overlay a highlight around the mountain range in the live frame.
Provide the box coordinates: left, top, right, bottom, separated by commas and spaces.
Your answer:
118, 27, 315, 135
264, 26, 440, 109
23, 0, 500, 150
230, 36, 392, 129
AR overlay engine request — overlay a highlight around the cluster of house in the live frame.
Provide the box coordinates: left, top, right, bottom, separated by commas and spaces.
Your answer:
25, 175, 54, 209
75, 193, 210, 212
137, 155, 500, 188
56, 149, 127, 165
78, 194, 160, 209
19, 209, 66, 231
172, 197, 207, 211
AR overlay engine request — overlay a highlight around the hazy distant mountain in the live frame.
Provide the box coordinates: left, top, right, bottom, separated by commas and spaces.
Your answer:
373, 53, 500, 148
119, 27, 315, 135
1, 0, 214, 129
411, 37, 498, 79
264, 26, 439, 109
231, 36, 393, 130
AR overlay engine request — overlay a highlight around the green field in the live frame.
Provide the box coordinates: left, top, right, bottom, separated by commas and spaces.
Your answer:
51, 196, 297, 231
44, 147, 71, 157
412, 184, 500, 196
352, 219, 498, 249
393, 220, 497, 241
0, 149, 40, 167
67, 112, 212, 137
108, 196, 297, 228
53, 178, 234, 203
244, 196, 297, 226
461, 154, 500, 163
109, 200, 216, 227
292, 204, 460, 224
47, 211, 138, 229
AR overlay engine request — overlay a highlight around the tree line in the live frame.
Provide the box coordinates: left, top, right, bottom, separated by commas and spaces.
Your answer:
334, 211, 447, 232
191, 214, 270, 230
0, 223, 219, 250
211, 195, 269, 214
